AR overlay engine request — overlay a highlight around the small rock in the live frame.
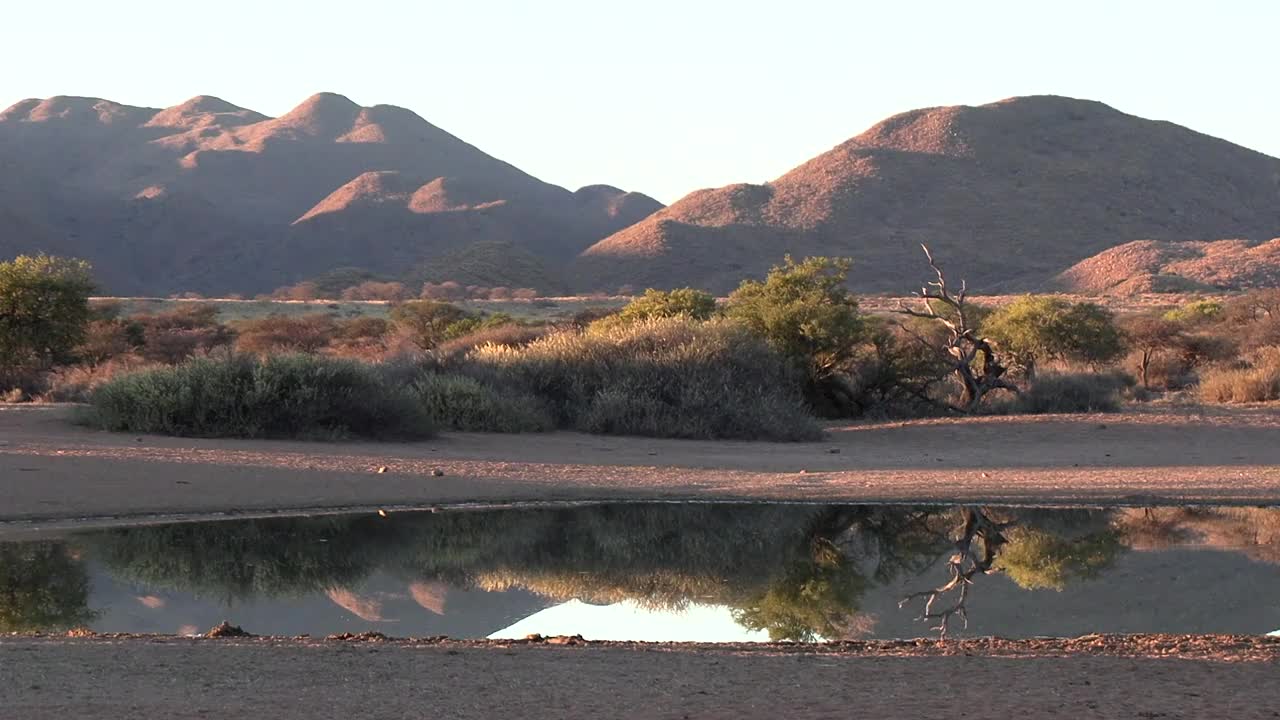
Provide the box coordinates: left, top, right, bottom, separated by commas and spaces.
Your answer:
546, 634, 585, 646
205, 621, 252, 638
524, 633, 544, 642
1097, 424, 1108, 430
375, 466, 388, 474
798, 469, 808, 475
431, 469, 445, 477
827, 448, 841, 454
377, 509, 388, 518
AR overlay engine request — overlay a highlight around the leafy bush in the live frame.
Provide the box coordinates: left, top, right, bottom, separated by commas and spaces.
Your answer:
461, 318, 820, 440
984, 296, 1125, 376
724, 256, 868, 414
599, 288, 718, 328
1163, 298, 1224, 325
0, 254, 95, 374
1011, 371, 1131, 414
412, 372, 554, 432
87, 354, 433, 440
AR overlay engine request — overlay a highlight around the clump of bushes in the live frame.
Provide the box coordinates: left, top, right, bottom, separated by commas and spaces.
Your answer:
1009, 371, 1132, 414
86, 354, 433, 440
458, 318, 821, 441
412, 372, 553, 433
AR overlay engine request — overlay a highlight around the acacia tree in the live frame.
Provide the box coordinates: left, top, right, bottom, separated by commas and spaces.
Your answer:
982, 295, 1125, 378
894, 246, 1017, 412
1120, 313, 1185, 389
0, 254, 95, 373
725, 256, 868, 414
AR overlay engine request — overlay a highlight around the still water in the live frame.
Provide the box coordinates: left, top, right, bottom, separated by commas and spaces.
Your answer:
2, 503, 1277, 642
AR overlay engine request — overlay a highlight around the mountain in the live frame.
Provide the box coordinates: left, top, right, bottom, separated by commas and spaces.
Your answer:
575, 96, 1280, 294
1054, 238, 1280, 294
0, 93, 662, 295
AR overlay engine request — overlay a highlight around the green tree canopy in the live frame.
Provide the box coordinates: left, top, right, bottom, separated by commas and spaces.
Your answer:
994, 528, 1124, 591
724, 257, 867, 410
1162, 298, 1224, 325
983, 296, 1124, 376
614, 288, 717, 324
0, 254, 95, 371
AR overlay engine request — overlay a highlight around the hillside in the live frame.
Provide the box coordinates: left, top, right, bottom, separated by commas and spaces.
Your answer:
0, 93, 662, 295
575, 96, 1280, 294
1053, 238, 1280, 294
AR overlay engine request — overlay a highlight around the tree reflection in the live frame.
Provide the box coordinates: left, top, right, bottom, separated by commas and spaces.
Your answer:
0, 541, 97, 632
55, 503, 1278, 641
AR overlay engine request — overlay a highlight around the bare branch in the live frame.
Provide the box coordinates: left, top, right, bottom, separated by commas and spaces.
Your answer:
898, 508, 1014, 640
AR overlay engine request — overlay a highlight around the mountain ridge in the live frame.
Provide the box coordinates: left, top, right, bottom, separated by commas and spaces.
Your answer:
575, 95, 1280, 294
0, 92, 662, 294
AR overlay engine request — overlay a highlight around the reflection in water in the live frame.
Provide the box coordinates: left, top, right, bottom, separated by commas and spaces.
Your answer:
0, 542, 97, 632
0, 504, 1277, 641
491, 600, 769, 643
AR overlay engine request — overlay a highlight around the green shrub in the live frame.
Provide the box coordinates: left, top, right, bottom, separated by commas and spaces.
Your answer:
724, 256, 869, 415
413, 372, 554, 432
983, 296, 1125, 377
0, 254, 95, 374
87, 354, 433, 440
1012, 371, 1130, 414
595, 288, 718, 329
462, 318, 820, 441
1163, 298, 1224, 325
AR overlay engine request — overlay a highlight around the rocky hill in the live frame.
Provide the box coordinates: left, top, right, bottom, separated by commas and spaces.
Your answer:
575, 96, 1280, 294
0, 93, 661, 295
1053, 238, 1280, 294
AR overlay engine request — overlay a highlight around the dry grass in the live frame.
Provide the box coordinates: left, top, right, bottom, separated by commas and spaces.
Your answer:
1199, 367, 1280, 403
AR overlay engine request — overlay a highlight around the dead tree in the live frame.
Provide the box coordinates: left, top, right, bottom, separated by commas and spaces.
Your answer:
898, 507, 1013, 639
895, 245, 1018, 412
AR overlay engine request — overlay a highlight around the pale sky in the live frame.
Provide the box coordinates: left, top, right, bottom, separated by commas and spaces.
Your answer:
3, 0, 1276, 203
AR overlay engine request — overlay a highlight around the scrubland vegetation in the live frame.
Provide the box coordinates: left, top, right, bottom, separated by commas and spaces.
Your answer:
4, 250, 1280, 442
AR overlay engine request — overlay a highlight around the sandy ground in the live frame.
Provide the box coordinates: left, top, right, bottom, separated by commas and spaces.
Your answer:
3, 404, 1280, 527
2, 635, 1277, 719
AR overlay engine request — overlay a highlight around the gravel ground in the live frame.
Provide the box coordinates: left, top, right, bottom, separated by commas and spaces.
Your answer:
2, 635, 1277, 719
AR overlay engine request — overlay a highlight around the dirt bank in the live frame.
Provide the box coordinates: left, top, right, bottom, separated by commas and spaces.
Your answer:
4, 404, 1280, 525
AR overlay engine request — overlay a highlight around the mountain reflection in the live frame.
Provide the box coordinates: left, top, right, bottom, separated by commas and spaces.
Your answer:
1, 504, 1277, 641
